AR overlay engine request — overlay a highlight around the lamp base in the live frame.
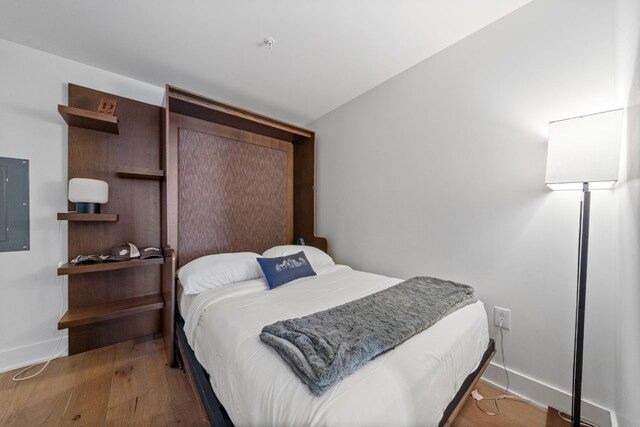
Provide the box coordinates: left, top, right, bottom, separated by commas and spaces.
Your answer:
546, 407, 572, 426
546, 407, 593, 427
75, 202, 101, 214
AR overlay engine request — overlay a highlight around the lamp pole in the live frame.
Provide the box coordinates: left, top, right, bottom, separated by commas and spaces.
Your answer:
572, 182, 590, 427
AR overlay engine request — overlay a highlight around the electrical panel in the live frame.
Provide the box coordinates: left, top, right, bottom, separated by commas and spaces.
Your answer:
0, 157, 29, 252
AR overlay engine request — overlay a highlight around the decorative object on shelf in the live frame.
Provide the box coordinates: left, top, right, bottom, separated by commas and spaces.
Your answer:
97, 97, 117, 116
140, 246, 163, 259
69, 242, 141, 264
68, 178, 109, 213
71, 254, 110, 264
108, 242, 141, 260
545, 108, 623, 427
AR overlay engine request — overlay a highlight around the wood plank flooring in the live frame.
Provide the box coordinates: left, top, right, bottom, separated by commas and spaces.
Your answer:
1, 335, 555, 426
0, 335, 208, 426
452, 380, 550, 426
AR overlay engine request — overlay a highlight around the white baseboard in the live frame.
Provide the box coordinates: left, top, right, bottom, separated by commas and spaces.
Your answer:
0, 335, 68, 374
482, 361, 613, 427
610, 411, 619, 427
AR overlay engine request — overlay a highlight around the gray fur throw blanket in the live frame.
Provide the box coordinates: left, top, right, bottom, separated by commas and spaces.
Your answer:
259, 276, 475, 395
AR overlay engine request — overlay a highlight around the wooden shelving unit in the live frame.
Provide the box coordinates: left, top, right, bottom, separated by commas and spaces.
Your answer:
116, 166, 164, 180
58, 257, 164, 276
58, 83, 164, 357
58, 104, 119, 134
57, 212, 119, 222
58, 294, 164, 329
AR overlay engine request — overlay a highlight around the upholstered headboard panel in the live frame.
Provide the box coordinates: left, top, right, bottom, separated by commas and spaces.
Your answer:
177, 127, 293, 267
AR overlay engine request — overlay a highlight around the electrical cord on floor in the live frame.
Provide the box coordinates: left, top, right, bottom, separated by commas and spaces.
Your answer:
472, 324, 599, 427
12, 221, 66, 382
472, 322, 528, 416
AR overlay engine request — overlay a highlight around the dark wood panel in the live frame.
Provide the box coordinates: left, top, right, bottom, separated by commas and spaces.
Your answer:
67, 265, 163, 308
58, 294, 163, 329
115, 166, 164, 180
167, 113, 296, 268
167, 86, 312, 142
177, 127, 292, 266
57, 213, 119, 222
162, 248, 176, 365
293, 137, 327, 252
67, 311, 162, 355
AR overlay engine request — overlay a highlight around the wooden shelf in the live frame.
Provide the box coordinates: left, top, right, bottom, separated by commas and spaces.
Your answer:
58, 104, 119, 134
58, 257, 164, 276
58, 294, 163, 329
116, 166, 164, 180
57, 212, 119, 222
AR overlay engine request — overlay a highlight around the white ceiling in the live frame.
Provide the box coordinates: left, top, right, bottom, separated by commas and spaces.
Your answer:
0, 0, 533, 125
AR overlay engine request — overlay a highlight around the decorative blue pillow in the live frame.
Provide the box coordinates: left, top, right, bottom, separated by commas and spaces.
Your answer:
257, 251, 317, 289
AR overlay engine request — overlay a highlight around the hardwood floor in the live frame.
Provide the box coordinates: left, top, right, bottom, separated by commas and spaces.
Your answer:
0, 335, 208, 426
1, 335, 556, 426
452, 380, 550, 427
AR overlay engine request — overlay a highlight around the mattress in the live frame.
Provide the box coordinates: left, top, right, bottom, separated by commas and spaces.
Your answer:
180, 264, 489, 427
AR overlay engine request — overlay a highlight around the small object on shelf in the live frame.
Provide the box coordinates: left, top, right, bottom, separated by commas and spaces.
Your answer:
97, 97, 117, 116
108, 242, 140, 260
140, 246, 163, 259
68, 178, 109, 213
71, 254, 109, 264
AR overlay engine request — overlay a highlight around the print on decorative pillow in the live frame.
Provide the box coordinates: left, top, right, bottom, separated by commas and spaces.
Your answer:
257, 251, 317, 289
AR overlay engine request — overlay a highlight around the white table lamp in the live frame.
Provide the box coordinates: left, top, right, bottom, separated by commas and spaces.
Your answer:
68, 178, 109, 214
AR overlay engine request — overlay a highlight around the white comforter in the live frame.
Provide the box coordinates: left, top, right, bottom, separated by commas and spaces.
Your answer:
182, 265, 489, 427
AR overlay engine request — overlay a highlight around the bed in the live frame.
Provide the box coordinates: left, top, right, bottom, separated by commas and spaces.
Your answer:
174, 247, 491, 427
160, 87, 494, 427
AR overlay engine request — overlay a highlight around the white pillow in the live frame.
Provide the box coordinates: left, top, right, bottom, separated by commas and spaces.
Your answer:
262, 245, 334, 270
177, 252, 262, 295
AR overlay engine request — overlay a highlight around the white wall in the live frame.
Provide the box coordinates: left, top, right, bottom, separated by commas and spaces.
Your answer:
613, 1, 640, 426
0, 39, 164, 372
310, 0, 621, 424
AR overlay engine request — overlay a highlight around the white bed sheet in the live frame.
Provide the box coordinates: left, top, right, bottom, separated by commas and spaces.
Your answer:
181, 265, 489, 427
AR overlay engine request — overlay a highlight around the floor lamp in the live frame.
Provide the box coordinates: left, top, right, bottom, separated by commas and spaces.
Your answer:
545, 109, 623, 426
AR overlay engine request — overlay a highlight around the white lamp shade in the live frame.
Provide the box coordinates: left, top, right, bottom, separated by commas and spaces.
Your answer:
545, 109, 623, 190
68, 178, 109, 203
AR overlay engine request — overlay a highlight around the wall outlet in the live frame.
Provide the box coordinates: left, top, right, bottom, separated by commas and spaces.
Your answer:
494, 306, 511, 330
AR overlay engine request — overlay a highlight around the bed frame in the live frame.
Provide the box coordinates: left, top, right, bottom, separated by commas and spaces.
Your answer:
175, 312, 494, 427
160, 86, 495, 426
